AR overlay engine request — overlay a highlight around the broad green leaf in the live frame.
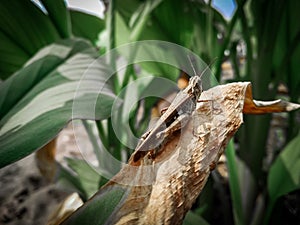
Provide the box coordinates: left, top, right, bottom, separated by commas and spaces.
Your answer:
149, 0, 193, 45
116, 0, 193, 46
0, 30, 29, 79
0, 0, 60, 79
40, 0, 71, 38
70, 10, 105, 45
226, 142, 258, 224
115, 0, 143, 25
190, 1, 227, 60
268, 134, 300, 202
129, 0, 164, 42
114, 0, 225, 81
114, 12, 131, 46
59, 158, 101, 200
0, 1, 103, 79
0, 39, 92, 118
61, 185, 128, 225
272, 1, 300, 99
0, 38, 118, 168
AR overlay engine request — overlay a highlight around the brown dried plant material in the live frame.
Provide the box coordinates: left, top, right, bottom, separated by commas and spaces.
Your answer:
48, 193, 83, 225
35, 138, 57, 182
61, 82, 300, 225
119, 82, 246, 224
243, 83, 300, 114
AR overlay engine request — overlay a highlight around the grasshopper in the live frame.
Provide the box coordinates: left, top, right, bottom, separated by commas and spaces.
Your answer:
132, 57, 209, 162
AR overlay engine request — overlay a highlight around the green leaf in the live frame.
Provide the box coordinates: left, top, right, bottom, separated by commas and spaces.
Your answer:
0, 0, 60, 79
61, 185, 128, 225
287, 0, 300, 99
70, 10, 105, 45
0, 39, 91, 118
225, 139, 246, 225
40, 0, 71, 38
116, 0, 193, 46
114, 0, 225, 79
268, 134, 300, 202
272, 1, 300, 99
0, 38, 118, 168
183, 211, 210, 225
59, 158, 101, 200
190, 2, 227, 59
0, 30, 29, 79
115, 0, 142, 24
149, 0, 193, 45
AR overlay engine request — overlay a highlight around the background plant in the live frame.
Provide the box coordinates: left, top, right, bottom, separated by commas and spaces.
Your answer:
0, 0, 299, 224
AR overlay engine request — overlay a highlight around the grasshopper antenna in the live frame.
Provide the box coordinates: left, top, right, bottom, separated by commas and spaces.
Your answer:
202, 57, 218, 77
187, 55, 198, 77
187, 55, 218, 78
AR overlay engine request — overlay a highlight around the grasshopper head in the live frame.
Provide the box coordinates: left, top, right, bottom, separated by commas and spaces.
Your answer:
189, 75, 203, 99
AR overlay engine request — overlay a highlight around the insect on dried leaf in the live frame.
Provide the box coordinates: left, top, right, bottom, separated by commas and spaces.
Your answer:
131, 56, 212, 162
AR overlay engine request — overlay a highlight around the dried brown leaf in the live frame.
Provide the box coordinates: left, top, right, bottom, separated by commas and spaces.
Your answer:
243, 83, 300, 114
62, 82, 300, 225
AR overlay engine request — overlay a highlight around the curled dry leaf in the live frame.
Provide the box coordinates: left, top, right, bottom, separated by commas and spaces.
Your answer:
243, 82, 300, 114
61, 82, 300, 225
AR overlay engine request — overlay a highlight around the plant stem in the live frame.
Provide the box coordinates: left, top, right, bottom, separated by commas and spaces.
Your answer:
105, 0, 122, 159
239, 6, 252, 80
106, 0, 119, 93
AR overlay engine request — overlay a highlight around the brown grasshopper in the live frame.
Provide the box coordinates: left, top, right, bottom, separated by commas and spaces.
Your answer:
132, 57, 210, 162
